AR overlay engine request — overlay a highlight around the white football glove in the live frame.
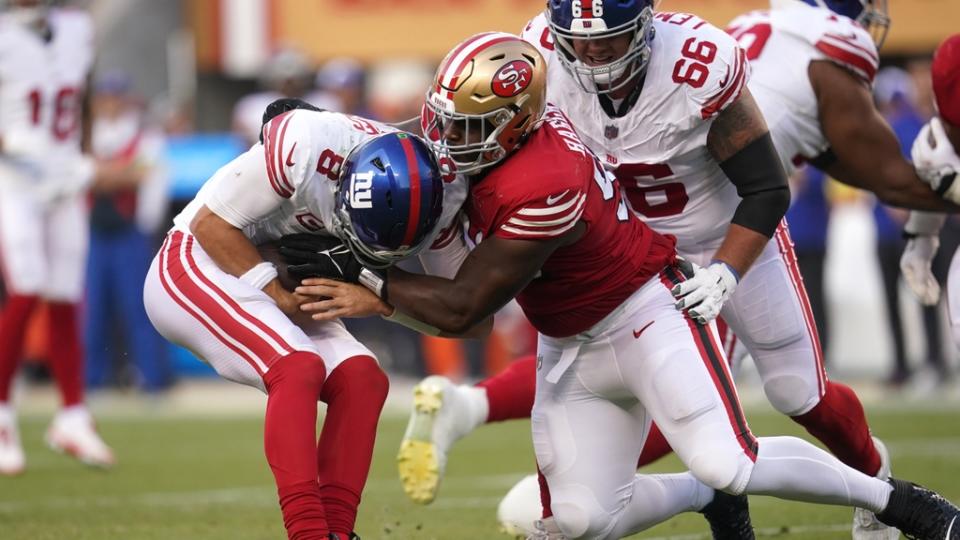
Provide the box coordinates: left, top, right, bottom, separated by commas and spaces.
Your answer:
672, 261, 739, 325
900, 235, 941, 306
36, 154, 95, 204
912, 117, 960, 204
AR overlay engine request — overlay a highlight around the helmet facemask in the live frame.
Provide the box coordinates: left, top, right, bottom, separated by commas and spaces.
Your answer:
550, 5, 655, 95
856, 0, 890, 49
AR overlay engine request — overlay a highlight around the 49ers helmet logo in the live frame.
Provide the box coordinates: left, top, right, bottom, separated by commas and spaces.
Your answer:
491, 60, 534, 97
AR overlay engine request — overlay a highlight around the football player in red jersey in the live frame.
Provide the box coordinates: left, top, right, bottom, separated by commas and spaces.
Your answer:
293, 32, 960, 540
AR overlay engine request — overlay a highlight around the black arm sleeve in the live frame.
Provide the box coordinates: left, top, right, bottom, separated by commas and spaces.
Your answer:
721, 132, 791, 238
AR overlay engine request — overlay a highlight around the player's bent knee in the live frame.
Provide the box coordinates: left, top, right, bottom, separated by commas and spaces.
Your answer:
321, 355, 389, 405
268, 351, 327, 391
686, 448, 754, 495
763, 374, 819, 416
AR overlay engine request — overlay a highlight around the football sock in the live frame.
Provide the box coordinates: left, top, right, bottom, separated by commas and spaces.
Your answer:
317, 356, 389, 537
791, 381, 881, 476
538, 467, 552, 518
745, 436, 892, 513
637, 423, 673, 467
608, 473, 713, 538
47, 302, 84, 407
264, 351, 328, 539
0, 295, 38, 403
476, 354, 537, 423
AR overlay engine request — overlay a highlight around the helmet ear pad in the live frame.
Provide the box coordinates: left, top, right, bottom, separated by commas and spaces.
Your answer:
495, 109, 535, 154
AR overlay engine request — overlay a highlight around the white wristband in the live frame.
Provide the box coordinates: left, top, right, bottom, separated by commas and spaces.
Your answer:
359, 267, 386, 298
382, 309, 442, 336
905, 211, 947, 237
239, 262, 278, 290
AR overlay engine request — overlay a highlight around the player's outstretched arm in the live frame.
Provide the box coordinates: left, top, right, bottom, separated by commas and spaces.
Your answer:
811, 60, 958, 211
706, 89, 791, 277
299, 229, 574, 335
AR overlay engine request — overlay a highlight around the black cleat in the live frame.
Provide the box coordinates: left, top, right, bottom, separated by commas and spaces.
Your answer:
699, 490, 755, 540
877, 478, 960, 540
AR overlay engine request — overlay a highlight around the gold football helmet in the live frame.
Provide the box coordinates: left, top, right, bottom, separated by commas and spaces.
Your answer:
422, 32, 547, 174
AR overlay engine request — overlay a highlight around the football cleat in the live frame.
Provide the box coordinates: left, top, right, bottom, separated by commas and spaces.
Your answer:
45, 407, 115, 469
699, 490, 755, 540
853, 437, 900, 540
0, 405, 25, 476
397, 376, 487, 504
877, 478, 960, 540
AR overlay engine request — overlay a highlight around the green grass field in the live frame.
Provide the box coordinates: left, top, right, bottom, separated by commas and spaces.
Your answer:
2, 404, 959, 539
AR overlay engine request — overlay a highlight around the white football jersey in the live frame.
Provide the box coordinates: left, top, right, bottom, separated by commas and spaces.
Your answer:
727, 0, 879, 175
521, 12, 749, 248
173, 109, 467, 252
0, 8, 93, 168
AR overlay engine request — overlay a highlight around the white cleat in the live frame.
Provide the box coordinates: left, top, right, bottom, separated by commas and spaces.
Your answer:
498, 474, 543, 538
526, 517, 568, 540
853, 436, 900, 540
397, 375, 488, 504
0, 405, 25, 476
45, 406, 115, 469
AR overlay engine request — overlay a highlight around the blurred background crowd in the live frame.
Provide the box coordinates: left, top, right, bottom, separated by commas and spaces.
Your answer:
7, 0, 960, 402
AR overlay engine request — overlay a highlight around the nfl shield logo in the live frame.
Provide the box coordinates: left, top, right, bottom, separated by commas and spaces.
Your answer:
604, 125, 619, 139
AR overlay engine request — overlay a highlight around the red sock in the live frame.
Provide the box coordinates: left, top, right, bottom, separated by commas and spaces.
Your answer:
264, 351, 329, 539
47, 302, 84, 407
636, 423, 673, 467
537, 466, 552, 519
316, 356, 389, 537
0, 295, 38, 403
792, 381, 881, 476
476, 355, 536, 423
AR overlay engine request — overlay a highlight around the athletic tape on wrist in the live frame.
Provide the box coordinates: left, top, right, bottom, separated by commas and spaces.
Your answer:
359, 268, 388, 301
239, 262, 278, 290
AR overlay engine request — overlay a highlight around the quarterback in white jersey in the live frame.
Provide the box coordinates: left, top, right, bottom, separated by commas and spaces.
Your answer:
0, 1, 112, 476
143, 104, 464, 539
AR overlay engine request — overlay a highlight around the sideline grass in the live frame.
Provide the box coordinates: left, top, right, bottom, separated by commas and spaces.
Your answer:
2, 407, 959, 539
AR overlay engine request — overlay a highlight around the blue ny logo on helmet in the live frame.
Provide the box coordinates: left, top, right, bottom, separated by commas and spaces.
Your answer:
547, 0, 656, 94
334, 132, 444, 268
799, 0, 890, 47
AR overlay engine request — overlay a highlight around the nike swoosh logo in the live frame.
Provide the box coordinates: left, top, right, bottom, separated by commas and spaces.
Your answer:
947, 515, 957, 539
718, 67, 731, 88
546, 190, 569, 205
633, 320, 654, 339
285, 142, 297, 167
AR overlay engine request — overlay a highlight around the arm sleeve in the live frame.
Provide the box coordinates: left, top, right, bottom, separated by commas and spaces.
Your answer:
683, 24, 751, 120
204, 145, 285, 229
495, 187, 586, 240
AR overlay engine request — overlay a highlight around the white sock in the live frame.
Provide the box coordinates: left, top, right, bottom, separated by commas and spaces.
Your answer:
609, 472, 714, 538
746, 436, 893, 513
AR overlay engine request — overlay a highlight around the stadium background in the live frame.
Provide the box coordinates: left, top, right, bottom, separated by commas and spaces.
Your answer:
4, 1, 960, 538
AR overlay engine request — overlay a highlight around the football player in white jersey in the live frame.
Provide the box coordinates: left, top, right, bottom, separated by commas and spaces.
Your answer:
142, 102, 466, 540
0, 0, 113, 475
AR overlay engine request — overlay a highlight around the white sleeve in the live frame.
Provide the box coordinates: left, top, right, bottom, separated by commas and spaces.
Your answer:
418, 221, 470, 279
205, 145, 285, 229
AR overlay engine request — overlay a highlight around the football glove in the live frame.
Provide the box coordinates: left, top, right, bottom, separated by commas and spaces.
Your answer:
900, 235, 941, 306
911, 117, 960, 204
671, 261, 739, 325
259, 98, 324, 144
278, 233, 388, 299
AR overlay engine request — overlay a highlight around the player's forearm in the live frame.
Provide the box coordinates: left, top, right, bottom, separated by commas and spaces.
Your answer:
386, 269, 499, 335
189, 206, 265, 278
827, 158, 958, 211
712, 224, 770, 277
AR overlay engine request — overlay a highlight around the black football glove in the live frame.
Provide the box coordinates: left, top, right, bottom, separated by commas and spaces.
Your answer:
278, 234, 365, 283
259, 98, 324, 144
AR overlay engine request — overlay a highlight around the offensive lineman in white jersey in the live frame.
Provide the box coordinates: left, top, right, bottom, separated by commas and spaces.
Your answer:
143, 101, 467, 539
0, 0, 113, 475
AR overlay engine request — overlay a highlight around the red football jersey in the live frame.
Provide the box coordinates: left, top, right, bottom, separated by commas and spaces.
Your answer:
465, 106, 676, 337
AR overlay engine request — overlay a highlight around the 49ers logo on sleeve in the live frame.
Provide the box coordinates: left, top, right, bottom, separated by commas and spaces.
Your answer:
491, 60, 533, 97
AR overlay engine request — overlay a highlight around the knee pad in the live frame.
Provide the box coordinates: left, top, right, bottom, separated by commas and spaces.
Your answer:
729, 259, 808, 350
686, 447, 755, 495
763, 373, 820, 416
551, 487, 614, 539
